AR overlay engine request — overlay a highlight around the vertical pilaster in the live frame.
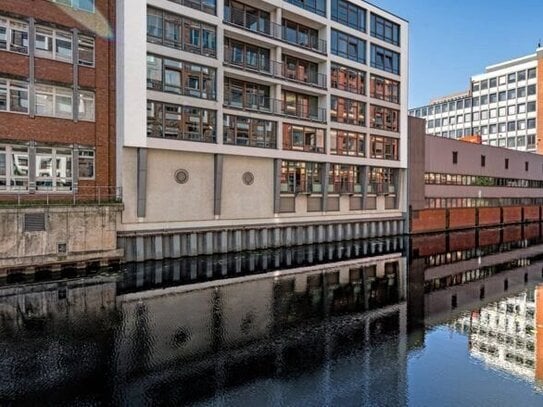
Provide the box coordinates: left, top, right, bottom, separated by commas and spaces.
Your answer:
28, 18, 36, 118
72, 29, 80, 122
322, 162, 330, 211
361, 165, 369, 210
137, 148, 147, 218
214, 154, 223, 216
273, 158, 281, 213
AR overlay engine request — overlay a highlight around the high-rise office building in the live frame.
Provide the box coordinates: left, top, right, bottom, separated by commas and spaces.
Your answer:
410, 48, 543, 153
116, 0, 409, 260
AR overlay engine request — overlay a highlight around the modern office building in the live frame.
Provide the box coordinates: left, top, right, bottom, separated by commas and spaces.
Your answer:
116, 0, 409, 260
409, 48, 543, 153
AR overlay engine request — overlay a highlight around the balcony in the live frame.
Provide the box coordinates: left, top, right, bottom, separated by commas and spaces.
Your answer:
224, 90, 327, 122
224, 47, 327, 88
223, 9, 327, 54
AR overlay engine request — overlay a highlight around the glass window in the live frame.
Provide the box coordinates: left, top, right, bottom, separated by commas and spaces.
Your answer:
78, 149, 95, 179
331, 29, 366, 63
9, 81, 29, 113
78, 36, 95, 66
283, 123, 324, 152
224, 114, 276, 148
370, 135, 399, 160
331, 96, 365, 125
370, 13, 400, 45
332, 63, 366, 95
332, 0, 365, 31
78, 91, 95, 121
55, 32, 73, 61
370, 44, 400, 74
528, 68, 536, 79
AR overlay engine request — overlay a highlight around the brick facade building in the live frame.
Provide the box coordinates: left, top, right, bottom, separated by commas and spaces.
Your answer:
0, 0, 115, 199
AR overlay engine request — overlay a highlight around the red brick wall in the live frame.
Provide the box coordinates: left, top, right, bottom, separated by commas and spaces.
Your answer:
524, 223, 540, 240
411, 234, 447, 256
478, 227, 501, 247
448, 208, 476, 230
502, 206, 522, 224
523, 206, 541, 222
503, 225, 522, 243
411, 209, 447, 233
0, 0, 116, 190
449, 230, 476, 251
478, 207, 501, 226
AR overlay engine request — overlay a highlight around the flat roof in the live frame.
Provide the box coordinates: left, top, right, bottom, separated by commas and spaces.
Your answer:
362, 0, 409, 23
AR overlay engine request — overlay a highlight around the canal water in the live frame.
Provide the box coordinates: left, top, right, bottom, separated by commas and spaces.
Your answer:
2, 226, 543, 406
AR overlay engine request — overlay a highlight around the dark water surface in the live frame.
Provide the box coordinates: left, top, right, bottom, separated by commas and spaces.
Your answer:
2, 227, 543, 406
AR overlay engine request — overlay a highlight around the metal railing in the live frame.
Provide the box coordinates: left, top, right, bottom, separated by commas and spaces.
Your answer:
0, 186, 123, 207
328, 182, 363, 194
224, 48, 327, 88
147, 79, 216, 100
166, 0, 216, 15
224, 90, 327, 122
224, 8, 327, 54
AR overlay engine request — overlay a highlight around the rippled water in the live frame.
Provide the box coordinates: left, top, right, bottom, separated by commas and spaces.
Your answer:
1, 230, 543, 406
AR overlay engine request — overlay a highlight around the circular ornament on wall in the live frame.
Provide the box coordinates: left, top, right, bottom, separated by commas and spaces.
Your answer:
174, 169, 189, 184
242, 171, 255, 186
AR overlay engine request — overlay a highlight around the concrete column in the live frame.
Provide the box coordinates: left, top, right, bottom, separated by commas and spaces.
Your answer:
154, 235, 163, 260
354, 223, 361, 238
189, 233, 198, 256
362, 222, 369, 238
327, 224, 334, 242
345, 223, 352, 240
205, 232, 213, 255
137, 148, 147, 218
248, 229, 256, 250
336, 224, 343, 241
318, 225, 325, 242
220, 230, 228, 253
273, 159, 281, 213
307, 226, 314, 244
273, 228, 281, 247
71, 28, 80, 122
172, 234, 181, 258
285, 227, 293, 246
234, 230, 242, 251
214, 154, 223, 216
136, 236, 145, 262
261, 229, 268, 249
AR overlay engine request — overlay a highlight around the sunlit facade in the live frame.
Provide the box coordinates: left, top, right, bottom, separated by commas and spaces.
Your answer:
116, 0, 409, 258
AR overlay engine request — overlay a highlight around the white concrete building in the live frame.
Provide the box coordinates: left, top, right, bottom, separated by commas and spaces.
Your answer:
116, 0, 409, 260
410, 48, 543, 153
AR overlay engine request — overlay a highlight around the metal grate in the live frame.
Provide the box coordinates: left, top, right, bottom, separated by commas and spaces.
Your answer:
24, 213, 46, 232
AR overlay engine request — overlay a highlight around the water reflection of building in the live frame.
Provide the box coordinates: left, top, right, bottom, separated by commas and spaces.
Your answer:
452, 286, 543, 389
115, 253, 408, 405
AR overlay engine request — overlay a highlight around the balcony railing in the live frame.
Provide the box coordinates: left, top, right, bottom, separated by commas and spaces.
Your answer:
147, 79, 216, 100
224, 48, 327, 88
224, 9, 327, 54
367, 183, 395, 195
328, 182, 363, 194
224, 91, 327, 122
0, 186, 122, 207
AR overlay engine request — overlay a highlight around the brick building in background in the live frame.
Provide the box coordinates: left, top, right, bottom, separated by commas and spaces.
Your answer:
0, 0, 116, 199
0, 1, 122, 274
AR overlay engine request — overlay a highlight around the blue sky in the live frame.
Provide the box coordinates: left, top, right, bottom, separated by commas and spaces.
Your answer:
373, 0, 543, 108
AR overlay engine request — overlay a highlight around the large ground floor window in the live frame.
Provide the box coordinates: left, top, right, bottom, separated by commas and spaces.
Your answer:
0, 144, 95, 192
